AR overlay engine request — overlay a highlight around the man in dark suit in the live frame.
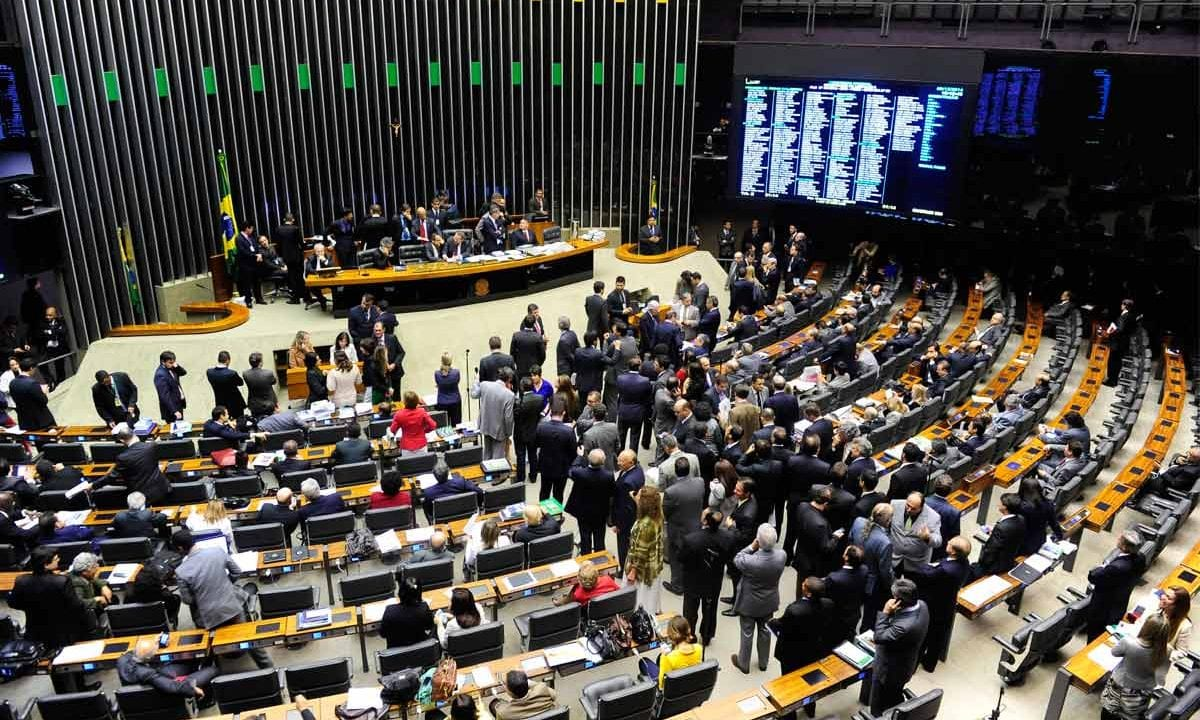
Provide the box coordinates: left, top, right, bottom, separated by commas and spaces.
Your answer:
478, 336, 517, 383
534, 401, 577, 504
329, 208, 357, 269
869, 578, 930, 715
332, 423, 373, 465
8, 357, 54, 431
909, 535, 971, 671
737, 439, 783, 530
206, 351, 247, 419
717, 220, 737, 259
606, 276, 631, 323
509, 218, 535, 247
409, 206, 440, 247
696, 297, 721, 344
729, 267, 756, 316
972, 494, 1026, 578
783, 428, 829, 528
234, 222, 264, 307
741, 218, 766, 255
202, 406, 257, 443
8, 546, 93, 658
259, 488, 300, 538
721, 479, 760, 608
1103, 299, 1136, 387
887, 444, 929, 500
242, 352, 277, 418
302, 243, 332, 311
92, 369, 139, 428
90, 429, 171, 504
356, 204, 390, 249
770, 576, 835, 677
420, 460, 484, 523
528, 188, 548, 216
297, 478, 347, 529
509, 320, 546, 378
1085, 530, 1147, 640
615, 358, 652, 451
584, 281, 610, 337
925, 477, 961, 561
0, 491, 39, 555
347, 294, 380, 343
34, 459, 85, 492
273, 212, 305, 303
678, 509, 732, 646
789, 485, 841, 591
728, 311, 759, 345
270, 440, 311, 479
763, 380, 800, 434
371, 322, 406, 396
854, 471, 885, 519
573, 332, 613, 400
823, 546, 869, 644
154, 351, 187, 421
637, 214, 662, 255
566, 449, 615, 554
822, 323, 858, 371
480, 206, 505, 253
111, 493, 169, 539
555, 317, 580, 378
654, 311, 684, 367
610, 449, 646, 573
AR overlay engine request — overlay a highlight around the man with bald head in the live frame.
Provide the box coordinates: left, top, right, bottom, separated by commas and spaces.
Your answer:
118, 635, 217, 701
407, 530, 450, 564
567, 449, 616, 554
663, 453, 706, 594
908, 535, 971, 671
889, 492, 941, 572
611, 449, 646, 571
258, 487, 300, 538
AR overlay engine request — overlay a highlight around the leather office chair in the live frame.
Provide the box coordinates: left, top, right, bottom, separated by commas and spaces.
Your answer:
258, 585, 318, 620
994, 608, 1072, 684
37, 490, 90, 512
444, 622, 504, 666
89, 443, 124, 463
377, 639, 441, 675
107, 602, 170, 636
527, 532, 575, 566
392, 453, 437, 477
280, 469, 328, 493
431, 492, 478, 524
513, 603, 580, 651
214, 475, 263, 499
474, 544, 525, 580
586, 585, 637, 623
98, 537, 154, 564
400, 557, 454, 590
43, 541, 90, 569
113, 685, 190, 720
339, 570, 395, 606
305, 511, 356, 545
654, 660, 719, 719
35, 692, 116, 720
91, 485, 132, 510
367, 420, 392, 440
234, 523, 288, 553
333, 461, 377, 487
284, 657, 352, 699
40, 443, 88, 464
522, 708, 569, 720
153, 439, 196, 460
445, 446, 482, 468
263, 430, 306, 452
850, 688, 942, 720
482, 484, 525, 513
165, 481, 210, 504
198, 436, 236, 456
578, 676, 656, 720
306, 425, 346, 447
364, 506, 414, 533
211, 669, 284, 714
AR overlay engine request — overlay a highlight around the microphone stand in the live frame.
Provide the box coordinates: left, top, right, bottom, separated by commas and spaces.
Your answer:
984, 685, 1004, 720
464, 348, 472, 423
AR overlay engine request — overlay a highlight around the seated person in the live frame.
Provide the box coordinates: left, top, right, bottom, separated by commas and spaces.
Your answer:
554, 561, 619, 607
972, 494, 1025, 578
1019, 373, 1052, 409
958, 418, 989, 458
368, 236, 397, 269
926, 439, 963, 471
370, 471, 412, 510
259, 487, 301, 538
202, 405, 260, 443
380, 576, 435, 649
489, 669, 558, 720
185, 499, 234, 545
1038, 411, 1090, 458
1037, 440, 1088, 488
465, 518, 512, 574
67, 552, 113, 631
111, 490, 169, 539
860, 406, 886, 433
512, 504, 561, 544
640, 616, 704, 689
118, 636, 217, 704
435, 587, 483, 644
986, 394, 1029, 437
407, 530, 451, 565
420, 460, 484, 523
34, 458, 86, 492
256, 402, 307, 434
255, 236, 289, 288
271, 439, 312, 477
1145, 447, 1200, 497
332, 423, 373, 464
297, 477, 347, 527
37, 512, 97, 549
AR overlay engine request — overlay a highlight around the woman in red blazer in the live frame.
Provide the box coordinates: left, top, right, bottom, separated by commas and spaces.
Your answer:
389, 390, 437, 452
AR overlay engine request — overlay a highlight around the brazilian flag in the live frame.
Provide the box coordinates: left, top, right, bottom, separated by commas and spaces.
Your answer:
118, 224, 142, 313
217, 149, 238, 275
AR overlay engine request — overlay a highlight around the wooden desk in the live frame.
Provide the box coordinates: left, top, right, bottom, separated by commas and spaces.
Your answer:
210, 618, 288, 654
154, 629, 212, 663
108, 302, 251, 337
361, 580, 498, 631
1, 564, 141, 594
325, 524, 451, 562
615, 244, 698, 264
761, 653, 864, 715
51, 636, 138, 673
690, 689, 775, 720
305, 238, 604, 314
1045, 632, 1115, 720
494, 551, 617, 602
284, 606, 359, 644
957, 573, 1022, 619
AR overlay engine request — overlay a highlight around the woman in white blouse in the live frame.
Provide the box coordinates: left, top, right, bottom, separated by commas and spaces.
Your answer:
1160, 585, 1193, 660
332, 331, 358, 365
185, 499, 233, 545
435, 587, 483, 644
464, 519, 512, 574
325, 350, 361, 408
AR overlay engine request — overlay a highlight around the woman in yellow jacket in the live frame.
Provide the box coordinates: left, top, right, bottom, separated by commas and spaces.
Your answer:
644, 616, 704, 688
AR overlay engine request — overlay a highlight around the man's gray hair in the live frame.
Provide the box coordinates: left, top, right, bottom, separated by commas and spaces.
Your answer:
1005, 394, 1021, 410
70, 552, 100, 574
892, 577, 918, 605
127, 491, 146, 511
558, 316, 571, 331
851, 437, 873, 456
756, 523, 778, 550
740, 342, 754, 355
661, 434, 678, 451
116, 428, 135, 444
300, 478, 321, 499
1120, 529, 1143, 552
588, 449, 606, 467
433, 460, 450, 483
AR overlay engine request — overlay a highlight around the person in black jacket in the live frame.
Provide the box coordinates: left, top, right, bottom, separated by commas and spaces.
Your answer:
9, 357, 54, 430
584, 281, 610, 337
1015, 476, 1063, 557
615, 358, 653, 452
513, 377, 544, 484
1086, 530, 1146, 640
510, 320, 546, 379
35, 458, 86, 492
886, 444, 929, 501
112, 491, 169, 539
0, 491, 38, 555
566, 450, 615, 554
234, 222, 264, 307
242, 352, 277, 418
972, 494, 1026, 579
854, 471, 886, 520
555, 317, 580, 378
784, 433, 830, 556
9, 546, 93, 663
789, 486, 841, 588
206, 351, 247, 419
533, 401, 577, 503
478, 336, 517, 383
271, 440, 311, 479
332, 423, 373, 464
770, 576, 835, 693
909, 535, 971, 671
381, 576, 435, 649
737, 439, 783, 528
1102, 299, 1136, 387
303, 353, 327, 407
677, 509, 731, 646
869, 578, 930, 716
273, 213, 305, 303
258, 487, 301, 539
89, 429, 171, 504
822, 545, 869, 644
573, 331, 614, 400
513, 504, 562, 545
92, 370, 139, 427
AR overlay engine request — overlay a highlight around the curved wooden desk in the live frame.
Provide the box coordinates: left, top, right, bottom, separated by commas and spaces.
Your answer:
615, 243, 697, 264
107, 302, 250, 337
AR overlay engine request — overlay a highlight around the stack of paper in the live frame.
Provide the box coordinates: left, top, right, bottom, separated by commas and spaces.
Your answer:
416, 473, 438, 490
544, 640, 588, 666
1023, 554, 1053, 573
232, 551, 260, 573
521, 655, 548, 673
354, 402, 373, 415
345, 687, 384, 712
405, 527, 436, 543
550, 559, 580, 576
54, 640, 105, 665
375, 530, 402, 554
1087, 643, 1122, 671
960, 575, 1014, 606
107, 563, 140, 584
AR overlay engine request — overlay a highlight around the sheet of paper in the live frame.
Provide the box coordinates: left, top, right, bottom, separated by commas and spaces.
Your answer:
53, 640, 105, 665
345, 687, 383, 711
405, 526, 435, 543
416, 473, 438, 490
362, 599, 395, 624
471, 666, 495, 688
521, 655, 548, 673
375, 530, 402, 554
108, 563, 140, 583
549, 559, 580, 576
1023, 553, 1053, 573
232, 551, 259, 573
1088, 643, 1122, 671
64, 481, 89, 499
960, 575, 1014, 606
736, 696, 767, 714
544, 640, 588, 666
58, 509, 91, 526
15, 517, 36, 530
355, 402, 373, 415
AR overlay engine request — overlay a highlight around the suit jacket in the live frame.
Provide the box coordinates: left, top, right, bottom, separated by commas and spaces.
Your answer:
764, 392, 800, 433
696, 308, 721, 344
976, 514, 1026, 576
0, 509, 38, 555
556, 330, 580, 377
258, 502, 300, 538
473, 380, 515, 441
96, 440, 171, 504
606, 288, 630, 318
92, 373, 138, 426
654, 322, 684, 361
584, 295, 610, 336
1088, 552, 1145, 627
730, 280, 757, 314
297, 493, 347, 525
582, 422, 620, 472
409, 218, 440, 243
729, 497, 759, 546
823, 565, 869, 641
887, 463, 929, 501
8, 375, 53, 430
8, 572, 90, 646
573, 347, 611, 398
637, 310, 658, 354
513, 392, 544, 445
332, 438, 373, 464
478, 351, 517, 383
304, 253, 333, 276
663, 476, 705, 544
888, 502, 942, 570
348, 305, 380, 340
772, 596, 836, 669
925, 495, 960, 560
785, 453, 830, 502
909, 557, 970, 628
534, 420, 577, 480
616, 371, 653, 424
509, 330, 546, 377
873, 602, 930, 687
566, 464, 615, 526
1017, 496, 1062, 557
733, 545, 787, 617
480, 215, 505, 252
176, 547, 250, 628
274, 222, 304, 263
792, 503, 839, 578
206, 366, 247, 418
509, 229, 535, 247
112, 508, 168, 539
242, 367, 277, 417
234, 232, 258, 267
679, 526, 734, 599
637, 224, 662, 254
610, 465, 645, 532
850, 518, 894, 598
604, 337, 637, 389
117, 652, 202, 696
855, 491, 887, 520
657, 450, 700, 490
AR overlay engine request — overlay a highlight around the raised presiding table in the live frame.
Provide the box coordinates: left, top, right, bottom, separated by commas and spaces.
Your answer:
305, 237, 606, 314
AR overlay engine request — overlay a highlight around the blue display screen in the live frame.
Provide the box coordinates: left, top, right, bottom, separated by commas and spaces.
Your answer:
736, 76, 968, 224
974, 66, 1041, 138
1088, 69, 1112, 121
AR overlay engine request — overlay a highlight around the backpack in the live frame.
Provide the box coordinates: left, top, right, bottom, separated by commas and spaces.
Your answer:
629, 608, 655, 645
345, 529, 378, 559
379, 668, 421, 705
0, 639, 44, 680
583, 621, 618, 661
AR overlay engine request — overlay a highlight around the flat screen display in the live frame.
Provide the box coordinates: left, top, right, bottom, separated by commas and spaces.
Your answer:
974, 66, 1041, 138
734, 76, 969, 224
0, 63, 27, 141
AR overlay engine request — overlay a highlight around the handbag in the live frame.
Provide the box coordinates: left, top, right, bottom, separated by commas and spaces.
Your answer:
607, 614, 633, 651
583, 621, 618, 661
430, 656, 457, 702
379, 668, 421, 705
629, 608, 655, 645
0, 639, 45, 678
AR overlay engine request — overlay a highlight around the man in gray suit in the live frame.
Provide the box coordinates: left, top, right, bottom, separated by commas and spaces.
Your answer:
870, 578, 930, 715
471, 367, 516, 460
581, 404, 620, 473
730, 524, 786, 674
652, 378, 681, 460
1038, 440, 1088, 488
655, 435, 699, 490
602, 328, 638, 410
663, 464, 705, 594
172, 529, 272, 668
888, 493, 942, 572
